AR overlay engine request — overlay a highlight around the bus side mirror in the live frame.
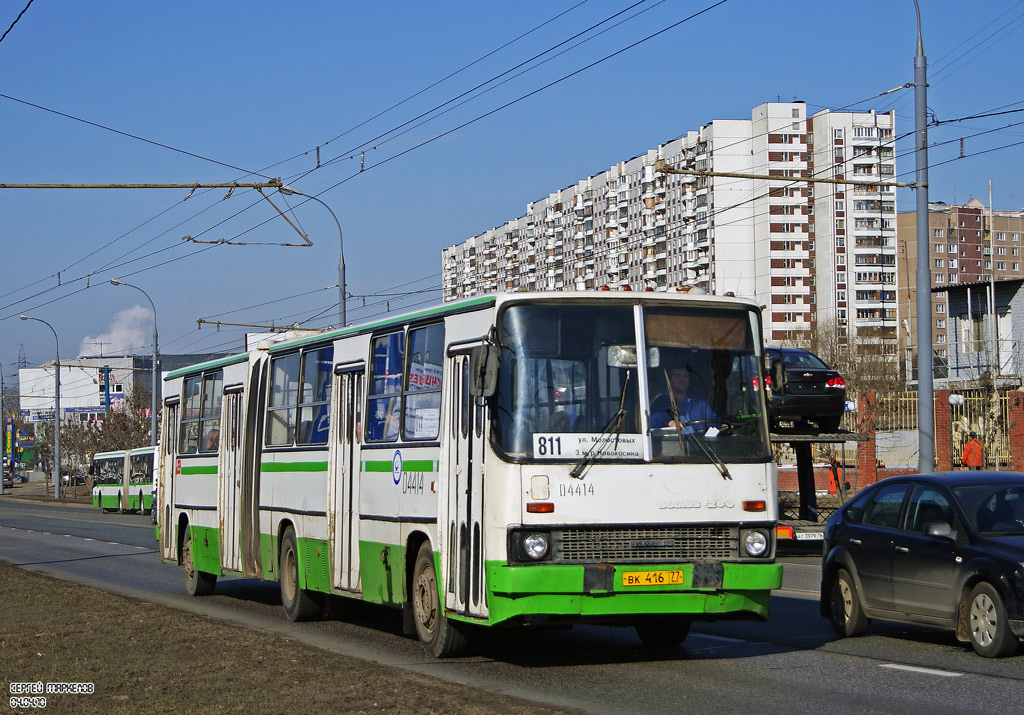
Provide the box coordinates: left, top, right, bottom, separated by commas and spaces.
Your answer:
470, 344, 498, 398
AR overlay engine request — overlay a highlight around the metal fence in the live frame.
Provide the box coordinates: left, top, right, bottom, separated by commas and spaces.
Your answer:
948, 391, 1011, 468
871, 390, 1011, 469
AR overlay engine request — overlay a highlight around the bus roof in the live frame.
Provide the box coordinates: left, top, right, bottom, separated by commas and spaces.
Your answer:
165, 290, 761, 376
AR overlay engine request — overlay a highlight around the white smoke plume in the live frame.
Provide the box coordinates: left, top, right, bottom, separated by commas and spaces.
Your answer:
78, 305, 152, 357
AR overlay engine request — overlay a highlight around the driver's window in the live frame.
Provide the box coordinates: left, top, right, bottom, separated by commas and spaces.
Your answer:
905, 485, 953, 534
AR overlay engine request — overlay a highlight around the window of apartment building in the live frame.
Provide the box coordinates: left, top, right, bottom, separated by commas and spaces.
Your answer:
998, 262, 1006, 271
836, 219, 844, 231
935, 303, 945, 314
934, 258, 944, 268
985, 260, 991, 270
837, 254, 845, 265
836, 237, 845, 248
935, 274, 945, 284
997, 246, 1007, 256
837, 290, 846, 302
997, 232, 1006, 241
936, 319, 946, 329
937, 334, 946, 344
1013, 233, 1019, 241
835, 200, 844, 212
934, 243, 944, 253
949, 259, 958, 269
933, 229, 943, 238
949, 243, 957, 254
836, 272, 846, 284
833, 129, 843, 139
1014, 263, 1020, 271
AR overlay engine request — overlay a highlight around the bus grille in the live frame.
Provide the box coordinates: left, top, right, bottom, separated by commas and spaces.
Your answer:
552, 526, 737, 563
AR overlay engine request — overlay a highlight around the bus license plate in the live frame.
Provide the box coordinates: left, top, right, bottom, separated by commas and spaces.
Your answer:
622, 570, 684, 587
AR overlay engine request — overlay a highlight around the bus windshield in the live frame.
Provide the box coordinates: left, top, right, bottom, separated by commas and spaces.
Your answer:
492, 301, 771, 464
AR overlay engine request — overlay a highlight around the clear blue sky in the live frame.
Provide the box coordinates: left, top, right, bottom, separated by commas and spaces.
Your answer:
2, 1, 1022, 374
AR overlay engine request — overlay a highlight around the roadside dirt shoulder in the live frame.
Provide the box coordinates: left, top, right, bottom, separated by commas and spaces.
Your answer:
0, 563, 570, 714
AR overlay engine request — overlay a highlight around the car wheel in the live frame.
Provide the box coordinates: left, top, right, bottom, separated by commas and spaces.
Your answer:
828, 567, 869, 637
968, 582, 1019, 657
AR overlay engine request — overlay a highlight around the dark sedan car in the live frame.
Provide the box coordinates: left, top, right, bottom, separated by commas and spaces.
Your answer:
765, 347, 845, 432
821, 472, 1024, 657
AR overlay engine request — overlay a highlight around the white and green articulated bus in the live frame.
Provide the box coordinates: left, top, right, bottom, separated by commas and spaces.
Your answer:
91, 445, 158, 514
159, 291, 782, 656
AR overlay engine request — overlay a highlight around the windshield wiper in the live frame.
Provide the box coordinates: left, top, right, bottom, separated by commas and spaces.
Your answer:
662, 368, 731, 480
570, 370, 630, 480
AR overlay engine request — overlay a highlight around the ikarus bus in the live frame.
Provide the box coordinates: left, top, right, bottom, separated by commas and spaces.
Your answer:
91, 445, 158, 514
159, 292, 782, 656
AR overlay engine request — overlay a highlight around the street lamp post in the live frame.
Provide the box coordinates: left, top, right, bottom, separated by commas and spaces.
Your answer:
20, 315, 61, 500
278, 185, 346, 328
110, 279, 159, 447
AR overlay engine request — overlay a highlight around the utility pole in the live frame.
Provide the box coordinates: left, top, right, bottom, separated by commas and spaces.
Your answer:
913, 0, 935, 472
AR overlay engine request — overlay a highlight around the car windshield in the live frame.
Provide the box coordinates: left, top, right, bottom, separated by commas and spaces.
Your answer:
491, 302, 771, 464
952, 482, 1024, 535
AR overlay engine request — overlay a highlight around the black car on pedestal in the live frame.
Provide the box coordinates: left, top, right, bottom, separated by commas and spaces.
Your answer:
821, 471, 1024, 657
765, 347, 846, 432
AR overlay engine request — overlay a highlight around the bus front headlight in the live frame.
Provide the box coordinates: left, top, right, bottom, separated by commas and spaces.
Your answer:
523, 533, 549, 560
742, 529, 769, 557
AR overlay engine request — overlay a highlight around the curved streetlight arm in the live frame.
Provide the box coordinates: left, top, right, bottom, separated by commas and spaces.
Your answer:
279, 185, 346, 327
20, 315, 61, 500
111, 279, 160, 447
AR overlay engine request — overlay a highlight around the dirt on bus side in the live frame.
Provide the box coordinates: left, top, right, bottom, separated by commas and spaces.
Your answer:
0, 563, 571, 715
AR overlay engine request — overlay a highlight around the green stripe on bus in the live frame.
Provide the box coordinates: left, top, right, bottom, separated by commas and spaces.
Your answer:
260, 461, 329, 472
362, 459, 437, 473
180, 465, 218, 475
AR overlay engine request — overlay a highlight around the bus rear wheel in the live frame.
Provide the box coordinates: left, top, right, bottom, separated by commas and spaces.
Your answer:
635, 617, 691, 648
182, 529, 216, 596
411, 542, 469, 658
279, 527, 322, 622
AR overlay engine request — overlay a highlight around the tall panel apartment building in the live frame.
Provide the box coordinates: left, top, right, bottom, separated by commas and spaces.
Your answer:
442, 102, 896, 350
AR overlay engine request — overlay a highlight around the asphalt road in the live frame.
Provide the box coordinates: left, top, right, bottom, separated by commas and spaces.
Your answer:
2, 497, 1023, 714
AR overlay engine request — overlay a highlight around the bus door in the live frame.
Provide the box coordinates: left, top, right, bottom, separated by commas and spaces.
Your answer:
219, 386, 244, 572
120, 452, 130, 513
330, 365, 363, 591
444, 351, 488, 619
160, 400, 179, 561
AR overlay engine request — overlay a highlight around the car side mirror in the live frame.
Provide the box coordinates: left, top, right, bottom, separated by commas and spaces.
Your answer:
924, 521, 955, 540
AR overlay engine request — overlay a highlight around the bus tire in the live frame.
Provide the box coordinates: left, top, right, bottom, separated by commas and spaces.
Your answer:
412, 541, 469, 658
635, 617, 691, 648
182, 529, 216, 597
280, 527, 322, 622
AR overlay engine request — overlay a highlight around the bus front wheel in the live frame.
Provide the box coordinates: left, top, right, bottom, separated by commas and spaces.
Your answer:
412, 542, 469, 658
279, 527, 322, 622
635, 617, 691, 648
182, 529, 216, 596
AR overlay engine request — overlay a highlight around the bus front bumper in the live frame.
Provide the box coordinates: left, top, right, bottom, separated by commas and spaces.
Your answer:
479, 561, 783, 626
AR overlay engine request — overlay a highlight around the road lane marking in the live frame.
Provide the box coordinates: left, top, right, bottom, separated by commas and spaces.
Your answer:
880, 664, 963, 678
